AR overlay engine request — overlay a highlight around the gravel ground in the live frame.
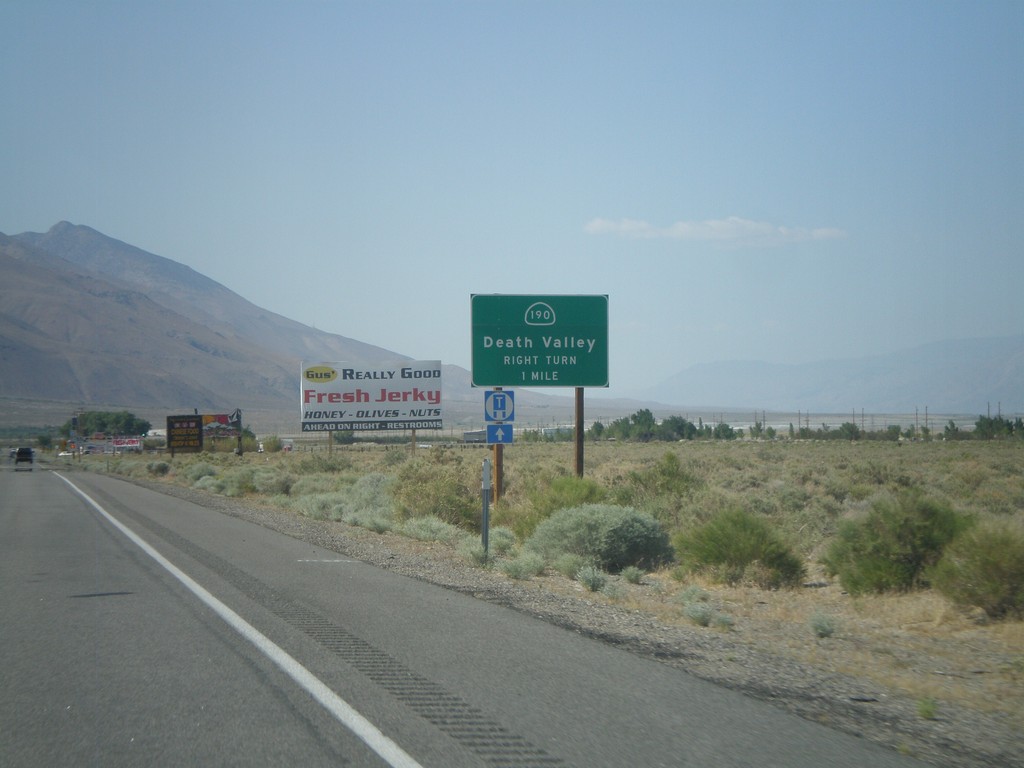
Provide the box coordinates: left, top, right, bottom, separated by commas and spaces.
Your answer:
138, 480, 1022, 768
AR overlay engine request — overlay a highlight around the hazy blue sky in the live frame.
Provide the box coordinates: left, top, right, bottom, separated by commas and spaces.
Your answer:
3, 1, 1021, 396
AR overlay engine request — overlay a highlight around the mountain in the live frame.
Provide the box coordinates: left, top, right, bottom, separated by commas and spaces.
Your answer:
647, 336, 1024, 414
0, 223, 423, 430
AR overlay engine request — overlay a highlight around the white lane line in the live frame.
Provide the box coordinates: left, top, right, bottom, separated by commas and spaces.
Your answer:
56, 473, 423, 768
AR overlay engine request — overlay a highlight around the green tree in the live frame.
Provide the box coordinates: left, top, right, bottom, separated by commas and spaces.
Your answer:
62, 411, 151, 437
837, 422, 862, 440
822, 490, 971, 594
630, 409, 657, 441
712, 422, 736, 440
656, 415, 697, 441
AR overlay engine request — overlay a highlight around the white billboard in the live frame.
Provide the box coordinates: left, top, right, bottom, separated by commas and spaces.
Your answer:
300, 361, 443, 432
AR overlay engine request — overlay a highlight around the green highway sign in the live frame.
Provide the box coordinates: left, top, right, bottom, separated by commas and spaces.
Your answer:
471, 294, 608, 387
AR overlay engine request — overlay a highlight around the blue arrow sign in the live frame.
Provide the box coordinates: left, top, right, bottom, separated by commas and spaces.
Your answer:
484, 390, 515, 422
486, 424, 513, 444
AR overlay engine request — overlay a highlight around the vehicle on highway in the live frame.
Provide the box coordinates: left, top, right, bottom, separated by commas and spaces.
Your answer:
14, 447, 33, 470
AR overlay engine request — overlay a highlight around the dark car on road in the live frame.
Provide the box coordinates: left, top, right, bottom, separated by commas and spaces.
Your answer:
14, 447, 33, 470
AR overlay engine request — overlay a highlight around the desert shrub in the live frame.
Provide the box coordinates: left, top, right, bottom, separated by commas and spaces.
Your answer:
192, 474, 225, 494
186, 462, 218, 483
147, 461, 170, 477
930, 520, 1024, 619
289, 475, 343, 497
611, 451, 704, 528
458, 538, 490, 566
221, 467, 256, 497
525, 503, 673, 572
298, 454, 352, 474
253, 469, 294, 496
810, 612, 838, 638
821, 490, 971, 595
553, 553, 591, 579
343, 509, 394, 533
392, 454, 477, 529
499, 551, 546, 580
487, 526, 518, 557
683, 602, 714, 626
381, 448, 408, 467
338, 474, 396, 531
401, 516, 468, 545
527, 474, 606, 519
576, 565, 608, 592
621, 565, 644, 584
618, 451, 703, 502
289, 492, 349, 520
673, 508, 805, 588
334, 472, 394, 518
676, 584, 710, 605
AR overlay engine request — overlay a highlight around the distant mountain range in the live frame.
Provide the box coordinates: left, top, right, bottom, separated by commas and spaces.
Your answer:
1, 222, 1019, 432
644, 336, 1023, 414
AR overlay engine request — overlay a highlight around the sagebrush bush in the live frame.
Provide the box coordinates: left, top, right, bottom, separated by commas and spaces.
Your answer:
676, 584, 710, 605
621, 565, 644, 584
499, 551, 546, 580
147, 461, 170, 477
253, 469, 294, 496
221, 467, 256, 497
401, 516, 468, 544
298, 454, 352, 474
333, 472, 394, 517
930, 520, 1024, 619
192, 474, 225, 494
673, 508, 805, 588
576, 565, 608, 592
553, 553, 591, 579
186, 462, 218, 483
289, 475, 344, 497
525, 503, 673, 572
616, 451, 703, 504
810, 612, 837, 638
392, 454, 477, 529
527, 474, 606, 520
821, 490, 971, 595
684, 602, 714, 626
458, 538, 490, 567
487, 526, 518, 557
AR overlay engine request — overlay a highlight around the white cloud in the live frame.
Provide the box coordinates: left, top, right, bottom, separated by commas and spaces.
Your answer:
584, 216, 847, 247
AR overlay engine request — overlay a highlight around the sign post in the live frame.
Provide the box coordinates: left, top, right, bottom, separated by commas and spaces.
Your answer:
481, 458, 492, 557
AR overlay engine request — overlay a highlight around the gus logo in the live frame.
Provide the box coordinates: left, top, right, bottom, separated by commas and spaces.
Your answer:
304, 365, 338, 382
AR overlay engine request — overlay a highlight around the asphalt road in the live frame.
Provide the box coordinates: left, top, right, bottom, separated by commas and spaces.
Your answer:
0, 464, 929, 767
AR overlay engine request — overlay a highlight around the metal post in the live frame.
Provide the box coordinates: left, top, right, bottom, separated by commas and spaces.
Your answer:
481, 458, 492, 556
